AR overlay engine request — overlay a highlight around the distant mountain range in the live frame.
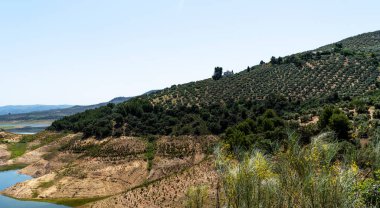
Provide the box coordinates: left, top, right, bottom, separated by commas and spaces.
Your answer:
0, 90, 159, 122
0, 98, 130, 122
0, 105, 73, 116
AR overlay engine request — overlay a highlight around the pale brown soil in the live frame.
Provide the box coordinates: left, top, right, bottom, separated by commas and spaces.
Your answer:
300, 116, 319, 126
3, 158, 148, 199
6, 134, 77, 167
1, 133, 219, 207
305, 62, 315, 69
82, 159, 218, 208
360, 138, 370, 148
0, 131, 21, 142
0, 131, 20, 165
0, 144, 10, 165
369, 106, 375, 121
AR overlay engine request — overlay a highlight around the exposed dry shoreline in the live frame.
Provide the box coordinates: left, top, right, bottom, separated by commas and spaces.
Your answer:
0, 131, 219, 207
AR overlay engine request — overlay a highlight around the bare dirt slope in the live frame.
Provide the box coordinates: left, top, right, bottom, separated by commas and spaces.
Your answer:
0, 131, 20, 165
82, 159, 218, 208
1, 132, 219, 207
0, 144, 10, 166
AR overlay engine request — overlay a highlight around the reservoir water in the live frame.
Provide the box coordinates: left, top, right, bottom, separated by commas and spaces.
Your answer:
0, 121, 52, 135
0, 170, 68, 208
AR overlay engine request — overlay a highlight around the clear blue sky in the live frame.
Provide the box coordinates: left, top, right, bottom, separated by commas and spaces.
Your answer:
0, 0, 379, 106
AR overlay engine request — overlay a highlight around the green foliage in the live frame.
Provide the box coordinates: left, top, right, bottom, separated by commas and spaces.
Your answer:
224, 110, 286, 152
184, 185, 209, 208
212, 67, 223, 80
318, 31, 380, 54
334, 43, 344, 52
352, 99, 368, 114
25, 197, 109, 207
215, 133, 365, 208
0, 164, 28, 171
329, 112, 351, 140
50, 95, 295, 139
145, 139, 156, 171
358, 129, 380, 170
374, 110, 380, 119
318, 106, 351, 140
8, 142, 27, 159
318, 106, 336, 129
217, 151, 277, 208
38, 180, 55, 189
356, 172, 380, 207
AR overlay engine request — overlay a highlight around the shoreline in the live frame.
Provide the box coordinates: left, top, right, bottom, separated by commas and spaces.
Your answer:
0, 132, 219, 207
0, 167, 67, 206
1, 192, 107, 207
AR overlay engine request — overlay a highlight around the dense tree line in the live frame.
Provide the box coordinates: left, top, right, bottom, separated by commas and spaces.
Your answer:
49, 95, 298, 139
224, 109, 287, 152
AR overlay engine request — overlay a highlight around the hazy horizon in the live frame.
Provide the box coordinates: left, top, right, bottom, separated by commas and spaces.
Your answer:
1, 0, 379, 106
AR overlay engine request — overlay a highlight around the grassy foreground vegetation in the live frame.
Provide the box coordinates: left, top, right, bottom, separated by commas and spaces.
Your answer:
185, 132, 380, 207
182, 101, 380, 207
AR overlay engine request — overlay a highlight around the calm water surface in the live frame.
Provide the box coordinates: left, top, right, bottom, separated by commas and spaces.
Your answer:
0, 170, 68, 208
0, 121, 51, 135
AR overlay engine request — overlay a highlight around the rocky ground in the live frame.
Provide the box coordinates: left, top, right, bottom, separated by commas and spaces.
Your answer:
82, 159, 218, 208
0, 131, 19, 166
0, 131, 219, 207
0, 144, 10, 166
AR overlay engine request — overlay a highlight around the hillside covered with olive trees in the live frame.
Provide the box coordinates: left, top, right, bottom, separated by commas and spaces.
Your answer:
49, 30, 380, 139
4, 30, 380, 208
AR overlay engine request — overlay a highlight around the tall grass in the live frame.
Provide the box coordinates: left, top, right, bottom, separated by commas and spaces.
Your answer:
212, 132, 364, 208
185, 185, 209, 208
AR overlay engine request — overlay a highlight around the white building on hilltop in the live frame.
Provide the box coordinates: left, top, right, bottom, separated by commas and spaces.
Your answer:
223, 70, 234, 77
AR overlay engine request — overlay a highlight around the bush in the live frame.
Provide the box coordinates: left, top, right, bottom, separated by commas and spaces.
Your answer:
215, 133, 364, 208
356, 170, 380, 207
318, 106, 351, 140
145, 141, 155, 171
329, 113, 351, 140
224, 110, 286, 151
184, 185, 209, 208
318, 106, 336, 129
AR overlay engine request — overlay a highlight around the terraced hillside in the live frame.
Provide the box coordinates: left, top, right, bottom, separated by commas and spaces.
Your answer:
318, 30, 380, 53
50, 30, 380, 138
150, 31, 380, 108
151, 53, 379, 107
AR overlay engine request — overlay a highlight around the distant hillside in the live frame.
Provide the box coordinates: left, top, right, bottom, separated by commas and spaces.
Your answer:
317, 30, 380, 53
50, 30, 380, 138
0, 105, 72, 116
0, 97, 131, 122
0, 91, 159, 122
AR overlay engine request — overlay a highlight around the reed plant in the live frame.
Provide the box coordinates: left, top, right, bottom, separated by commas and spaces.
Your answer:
213, 132, 364, 208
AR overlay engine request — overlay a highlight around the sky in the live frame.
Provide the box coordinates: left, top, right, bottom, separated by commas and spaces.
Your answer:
0, 0, 379, 106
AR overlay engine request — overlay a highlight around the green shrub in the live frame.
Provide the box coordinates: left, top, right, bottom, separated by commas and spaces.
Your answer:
145, 141, 156, 171
215, 133, 364, 208
184, 185, 209, 208
355, 168, 380, 207
329, 112, 351, 140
